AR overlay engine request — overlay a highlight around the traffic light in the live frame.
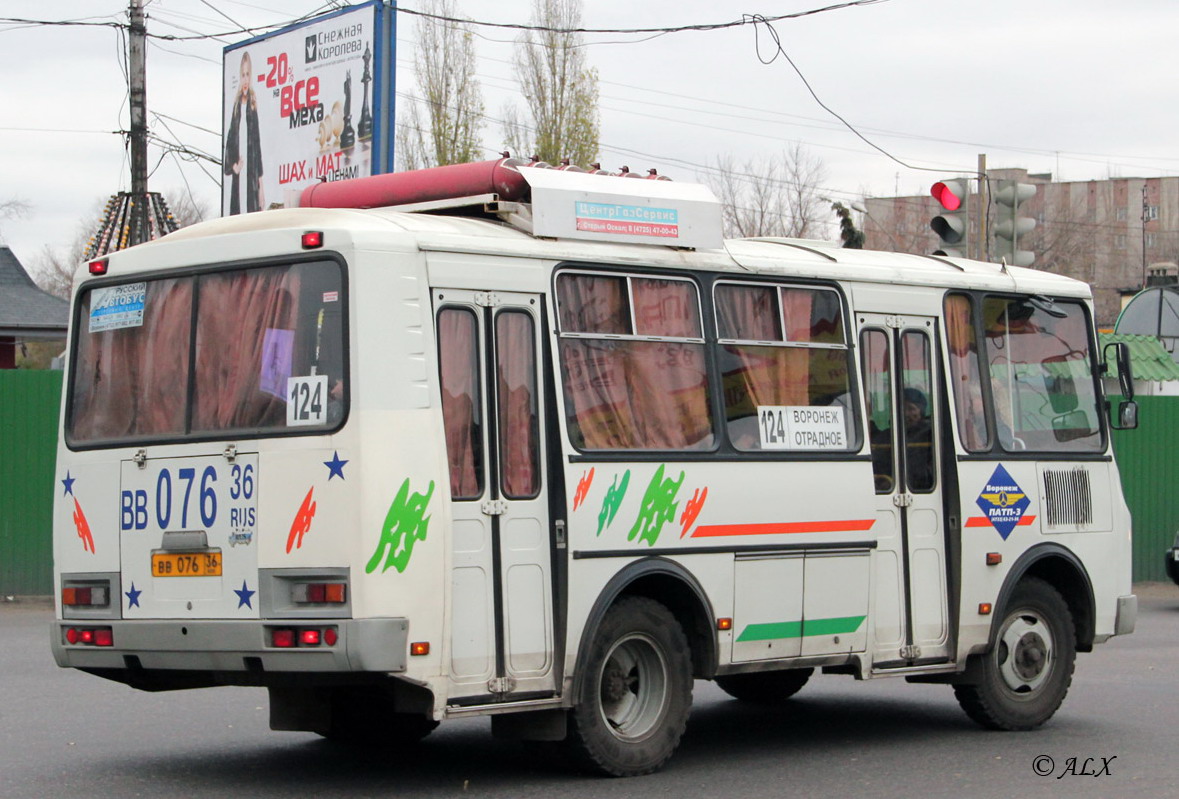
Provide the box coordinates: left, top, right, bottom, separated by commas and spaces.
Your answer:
993, 180, 1036, 267
930, 179, 970, 258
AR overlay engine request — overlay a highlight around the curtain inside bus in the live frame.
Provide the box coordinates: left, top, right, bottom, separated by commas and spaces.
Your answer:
557, 274, 713, 451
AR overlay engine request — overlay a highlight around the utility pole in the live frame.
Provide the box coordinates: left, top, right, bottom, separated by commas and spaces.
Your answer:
976, 153, 988, 261
1142, 184, 1149, 290
84, 0, 178, 260
128, 0, 149, 245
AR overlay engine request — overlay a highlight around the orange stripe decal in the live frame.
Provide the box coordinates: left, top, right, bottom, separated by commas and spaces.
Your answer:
692, 519, 876, 538
965, 515, 1036, 528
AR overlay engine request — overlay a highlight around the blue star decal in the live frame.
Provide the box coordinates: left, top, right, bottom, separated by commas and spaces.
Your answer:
125, 582, 142, 609
234, 580, 256, 609
62, 471, 76, 496
324, 450, 349, 481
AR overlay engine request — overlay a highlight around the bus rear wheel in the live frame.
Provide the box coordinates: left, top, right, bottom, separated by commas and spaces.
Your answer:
568, 596, 692, 777
954, 577, 1076, 731
714, 668, 813, 703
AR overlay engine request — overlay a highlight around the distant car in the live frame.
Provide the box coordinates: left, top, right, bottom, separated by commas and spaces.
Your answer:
1168, 533, 1179, 586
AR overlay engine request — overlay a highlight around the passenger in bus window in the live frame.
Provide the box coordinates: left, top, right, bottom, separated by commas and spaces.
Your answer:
903, 388, 934, 490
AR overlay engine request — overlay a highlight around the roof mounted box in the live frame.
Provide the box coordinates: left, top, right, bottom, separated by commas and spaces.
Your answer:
519, 167, 724, 250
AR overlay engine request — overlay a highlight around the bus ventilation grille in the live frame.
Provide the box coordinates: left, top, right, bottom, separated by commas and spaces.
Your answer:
1042, 468, 1093, 527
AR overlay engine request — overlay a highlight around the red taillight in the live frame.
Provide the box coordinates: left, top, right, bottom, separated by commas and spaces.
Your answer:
324, 628, 338, 646
62, 585, 109, 607
65, 626, 113, 645
292, 582, 346, 604
301, 231, 323, 249
88, 258, 109, 275
300, 629, 321, 646
272, 629, 296, 648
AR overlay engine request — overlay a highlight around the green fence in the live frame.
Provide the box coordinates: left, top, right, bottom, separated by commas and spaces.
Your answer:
0, 369, 1171, 592
0, 370, 61, 596
1112, 395, 1179, 583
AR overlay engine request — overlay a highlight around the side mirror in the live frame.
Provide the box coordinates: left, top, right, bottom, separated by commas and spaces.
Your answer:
1103, 341, 1135, 400
1114, 400, 1139, 430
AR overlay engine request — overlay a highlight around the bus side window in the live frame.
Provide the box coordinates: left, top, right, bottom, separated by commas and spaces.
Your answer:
438, 308, 484, 499
556, 272, 713, 451
716, 283, 855, 452
944, 294, 990, 451
859, 328, 894, 493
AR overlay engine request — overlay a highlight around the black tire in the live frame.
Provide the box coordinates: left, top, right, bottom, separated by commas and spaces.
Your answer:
567, 596, 693, 777
714, 668, 813, 703
954, 577, 1076, 731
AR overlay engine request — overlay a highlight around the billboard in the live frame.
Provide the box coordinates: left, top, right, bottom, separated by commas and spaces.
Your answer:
221, 0, 395, 215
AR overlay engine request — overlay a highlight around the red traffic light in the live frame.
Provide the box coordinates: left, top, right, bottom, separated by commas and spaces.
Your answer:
931, 180, 967, 211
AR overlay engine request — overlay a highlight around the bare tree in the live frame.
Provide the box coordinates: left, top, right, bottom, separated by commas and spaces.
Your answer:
397, 0, 484, 170
164, 187, 210, 228
0, 197, 30, 243
502, 0, 599, 166
704, 144, 829, 239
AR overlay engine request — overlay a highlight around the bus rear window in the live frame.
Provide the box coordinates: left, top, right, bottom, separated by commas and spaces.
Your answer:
68, 259, 345, 445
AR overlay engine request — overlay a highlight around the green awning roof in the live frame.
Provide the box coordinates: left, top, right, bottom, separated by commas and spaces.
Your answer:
1099, 332, 1179, 382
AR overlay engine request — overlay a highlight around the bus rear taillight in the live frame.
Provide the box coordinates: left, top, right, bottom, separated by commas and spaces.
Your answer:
62, 586, 110, 607
291, 582, 347, 604
269, 626, 338, 648
64, 626, 113, 646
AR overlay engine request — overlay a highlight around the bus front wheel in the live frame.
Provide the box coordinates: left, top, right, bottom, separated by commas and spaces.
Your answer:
568, 596, 693, 777
954, 577, 1076, 731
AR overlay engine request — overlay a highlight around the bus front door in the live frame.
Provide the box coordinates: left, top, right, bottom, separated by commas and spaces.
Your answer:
859, 315, 952, 668
435, 290, 557, 701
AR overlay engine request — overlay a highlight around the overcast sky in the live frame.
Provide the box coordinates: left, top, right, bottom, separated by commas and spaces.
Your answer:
2, 0, 1178, 272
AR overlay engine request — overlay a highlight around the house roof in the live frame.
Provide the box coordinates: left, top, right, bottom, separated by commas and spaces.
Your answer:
1098, 332, 1179, 382
0, 246, 68, 338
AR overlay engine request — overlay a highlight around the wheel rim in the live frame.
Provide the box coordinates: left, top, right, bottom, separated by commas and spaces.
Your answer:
597, 632, 669, 742
995, 610, 1054, 694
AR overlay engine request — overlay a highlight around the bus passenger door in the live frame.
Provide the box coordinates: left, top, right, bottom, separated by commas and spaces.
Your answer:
859, 315, 951, 668
435, 290, 557, 701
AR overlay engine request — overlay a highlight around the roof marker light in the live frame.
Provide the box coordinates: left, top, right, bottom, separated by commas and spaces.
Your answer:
88, 259, 109, 275
301, 231, 323, 249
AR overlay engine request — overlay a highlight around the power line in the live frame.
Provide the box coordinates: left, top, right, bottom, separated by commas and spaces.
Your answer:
396, 1, 888, 36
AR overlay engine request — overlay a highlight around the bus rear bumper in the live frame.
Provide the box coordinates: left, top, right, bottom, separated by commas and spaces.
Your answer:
50, 617, 409, 674
1114, 594, 1137, 637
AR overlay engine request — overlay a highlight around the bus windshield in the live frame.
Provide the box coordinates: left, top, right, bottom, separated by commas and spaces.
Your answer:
68, 259, 345, 446
946, 293, 1102, 453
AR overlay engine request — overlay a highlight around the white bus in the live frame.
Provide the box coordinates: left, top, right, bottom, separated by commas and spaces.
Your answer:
52, 159, 1138, 776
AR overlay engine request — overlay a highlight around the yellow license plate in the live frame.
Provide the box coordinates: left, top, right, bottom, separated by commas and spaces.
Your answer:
151, 551, 222, 577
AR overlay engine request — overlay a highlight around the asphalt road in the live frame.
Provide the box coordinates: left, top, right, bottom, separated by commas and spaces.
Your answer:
3, 584, 1178, 798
